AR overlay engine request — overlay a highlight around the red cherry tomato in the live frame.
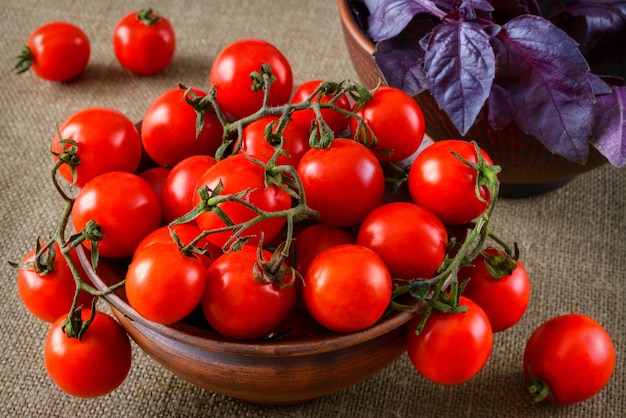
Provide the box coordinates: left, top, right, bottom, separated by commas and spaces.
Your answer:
523, 314, 615, 405
44, 309, 132, 398
15, 21, 90, 81
51, 107, 142, 187
139, 166, 170, 199
303, 244, 392, 333
408, 140, 494, 225
406, 296, 493, 385
350, 86, 425, 162
240, 116, 310, 166
293, 223, 355, 275
290, 79, 351, 136
112, 8, 175, 75
297, 139, 385, 227
210, 38, 293, 119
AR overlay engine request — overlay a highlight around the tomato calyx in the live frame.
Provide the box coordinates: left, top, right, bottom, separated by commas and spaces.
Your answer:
179, 84, 222, 140
63, 302, 97, 340
480, 247, 519, 279
450, 143, 501, 205
137, 8, 161, 26
13, 46, 34, 74
252, 239, 298, 288
525, 362, 555, 404
51, 134, 81, 185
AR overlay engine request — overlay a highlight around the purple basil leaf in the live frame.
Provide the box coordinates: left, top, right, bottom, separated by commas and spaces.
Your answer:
374, 34, 429, 95
558, 1, 626, 51
589, 73, 614, 95
493, 15, 595, 163
592, 85, 626, 167
488, 84, 515, 129
368, 0, 440, 41
424, 21, 496, 135
460, 0, 494, 13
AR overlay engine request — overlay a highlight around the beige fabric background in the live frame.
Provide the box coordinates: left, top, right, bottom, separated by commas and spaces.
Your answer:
0, 1, 624, 417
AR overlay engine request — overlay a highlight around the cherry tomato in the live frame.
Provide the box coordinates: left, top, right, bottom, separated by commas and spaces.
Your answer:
15, 21, 90, 81
210, 38, 293, 119
350, 86, 425, 162
303, 244, 392, 333
406, 296, 493, 385
126, 242, 206, 324
458, 248, 530, 332
290, 79, 351, 136
201, 246, 296, 340
192, 154, 291, 249
72, 171, 162, 258
293, 223, 355, 275
408, 140, 494, 225
160, 155, 217, 224
139, 166, 170, 199
240, 116, 310, 166
44, 309, 132, 398
357, 202, 448, 281
141, 87, 223, 167
112, 8, 175, 75
16, 242, 95, 323
51, 107, 142, 187
297, 138, 385, 227
523, 314, 615, 405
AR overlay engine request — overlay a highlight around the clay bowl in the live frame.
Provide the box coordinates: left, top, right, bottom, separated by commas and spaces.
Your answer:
337, 0, 607, 197
76, 246, 416, 405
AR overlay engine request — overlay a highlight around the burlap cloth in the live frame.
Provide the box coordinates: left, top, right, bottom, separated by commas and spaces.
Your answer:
1, 1, 624, 417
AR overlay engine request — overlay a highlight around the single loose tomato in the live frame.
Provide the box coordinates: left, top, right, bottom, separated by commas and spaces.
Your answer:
458, 248, 530, 332
523, 314, 615, 405
113, 8, 175, 75
408, 140, 494, 225
51, 107, 142, 187
210, 38, 293, 119
303, 244, 392, 333
290, 79, 351, 136
297, 138, 385, 227
72, 171, 162, 258
44, 309, 132, 398
357, 202, 448, 281
350, 86, 425, 162
14, 21, 90, 81
240, 116, 310, 166
406, 296, 493, 385
201, 246, 296, 340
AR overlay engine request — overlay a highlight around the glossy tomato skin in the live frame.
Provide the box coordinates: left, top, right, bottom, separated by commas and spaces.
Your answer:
17, 243, 95, 323
141, 87, 223, 167
72, 171, 162, 258
126, 242, 207, 324
112, 9, 175, 75
22, 22, 90, 81
406, 296, 493, 385
357, 202, 448, 281
240, 116, 310, 166
51, 107, 142, 187
293, 223, 355, 275
350, 86, 425, 162
210, 38, 293, 119
192, 154, 291, 249
408, 140, 494, 225
201, 246, 296, 340
290, 79, 351, 136
160, 155, 216, 224
44, 309, 131, 398
303, 244, 392, 333
297, 139, 385, 227
458, 248, 530, 332
523, 314, 615, 405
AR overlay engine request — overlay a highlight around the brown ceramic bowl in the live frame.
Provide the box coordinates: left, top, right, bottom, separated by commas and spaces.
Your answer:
337, 0, 607, 197
76, 246, 416, 405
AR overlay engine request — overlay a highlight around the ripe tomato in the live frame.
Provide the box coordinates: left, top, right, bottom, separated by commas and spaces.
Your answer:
72, 171, 162, 258
350, 86, 425, 162
290, 79, 351, 136
51, 107, 142, 187
297, 138, 385, 227
16, 242, 95, 323
523, 314, 615, 405
406, 296, 493, 385
126, 242, 207, 324
240, 116, 310, 166
210, 38, 293, 119
160, 155, 217, 224
458, 248, 530, 332
44, 309, 131, 398
303, 244, 392, 333
141, 87, 223, 167
113, 8, 175, 75
201, 246, 296, 340
139, 166, 170, 198
15, 21, 90, 81
356, 202, 448, 281
408, 140, 494, 225
192, 154, 291, 249
293, 223, 355, 275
